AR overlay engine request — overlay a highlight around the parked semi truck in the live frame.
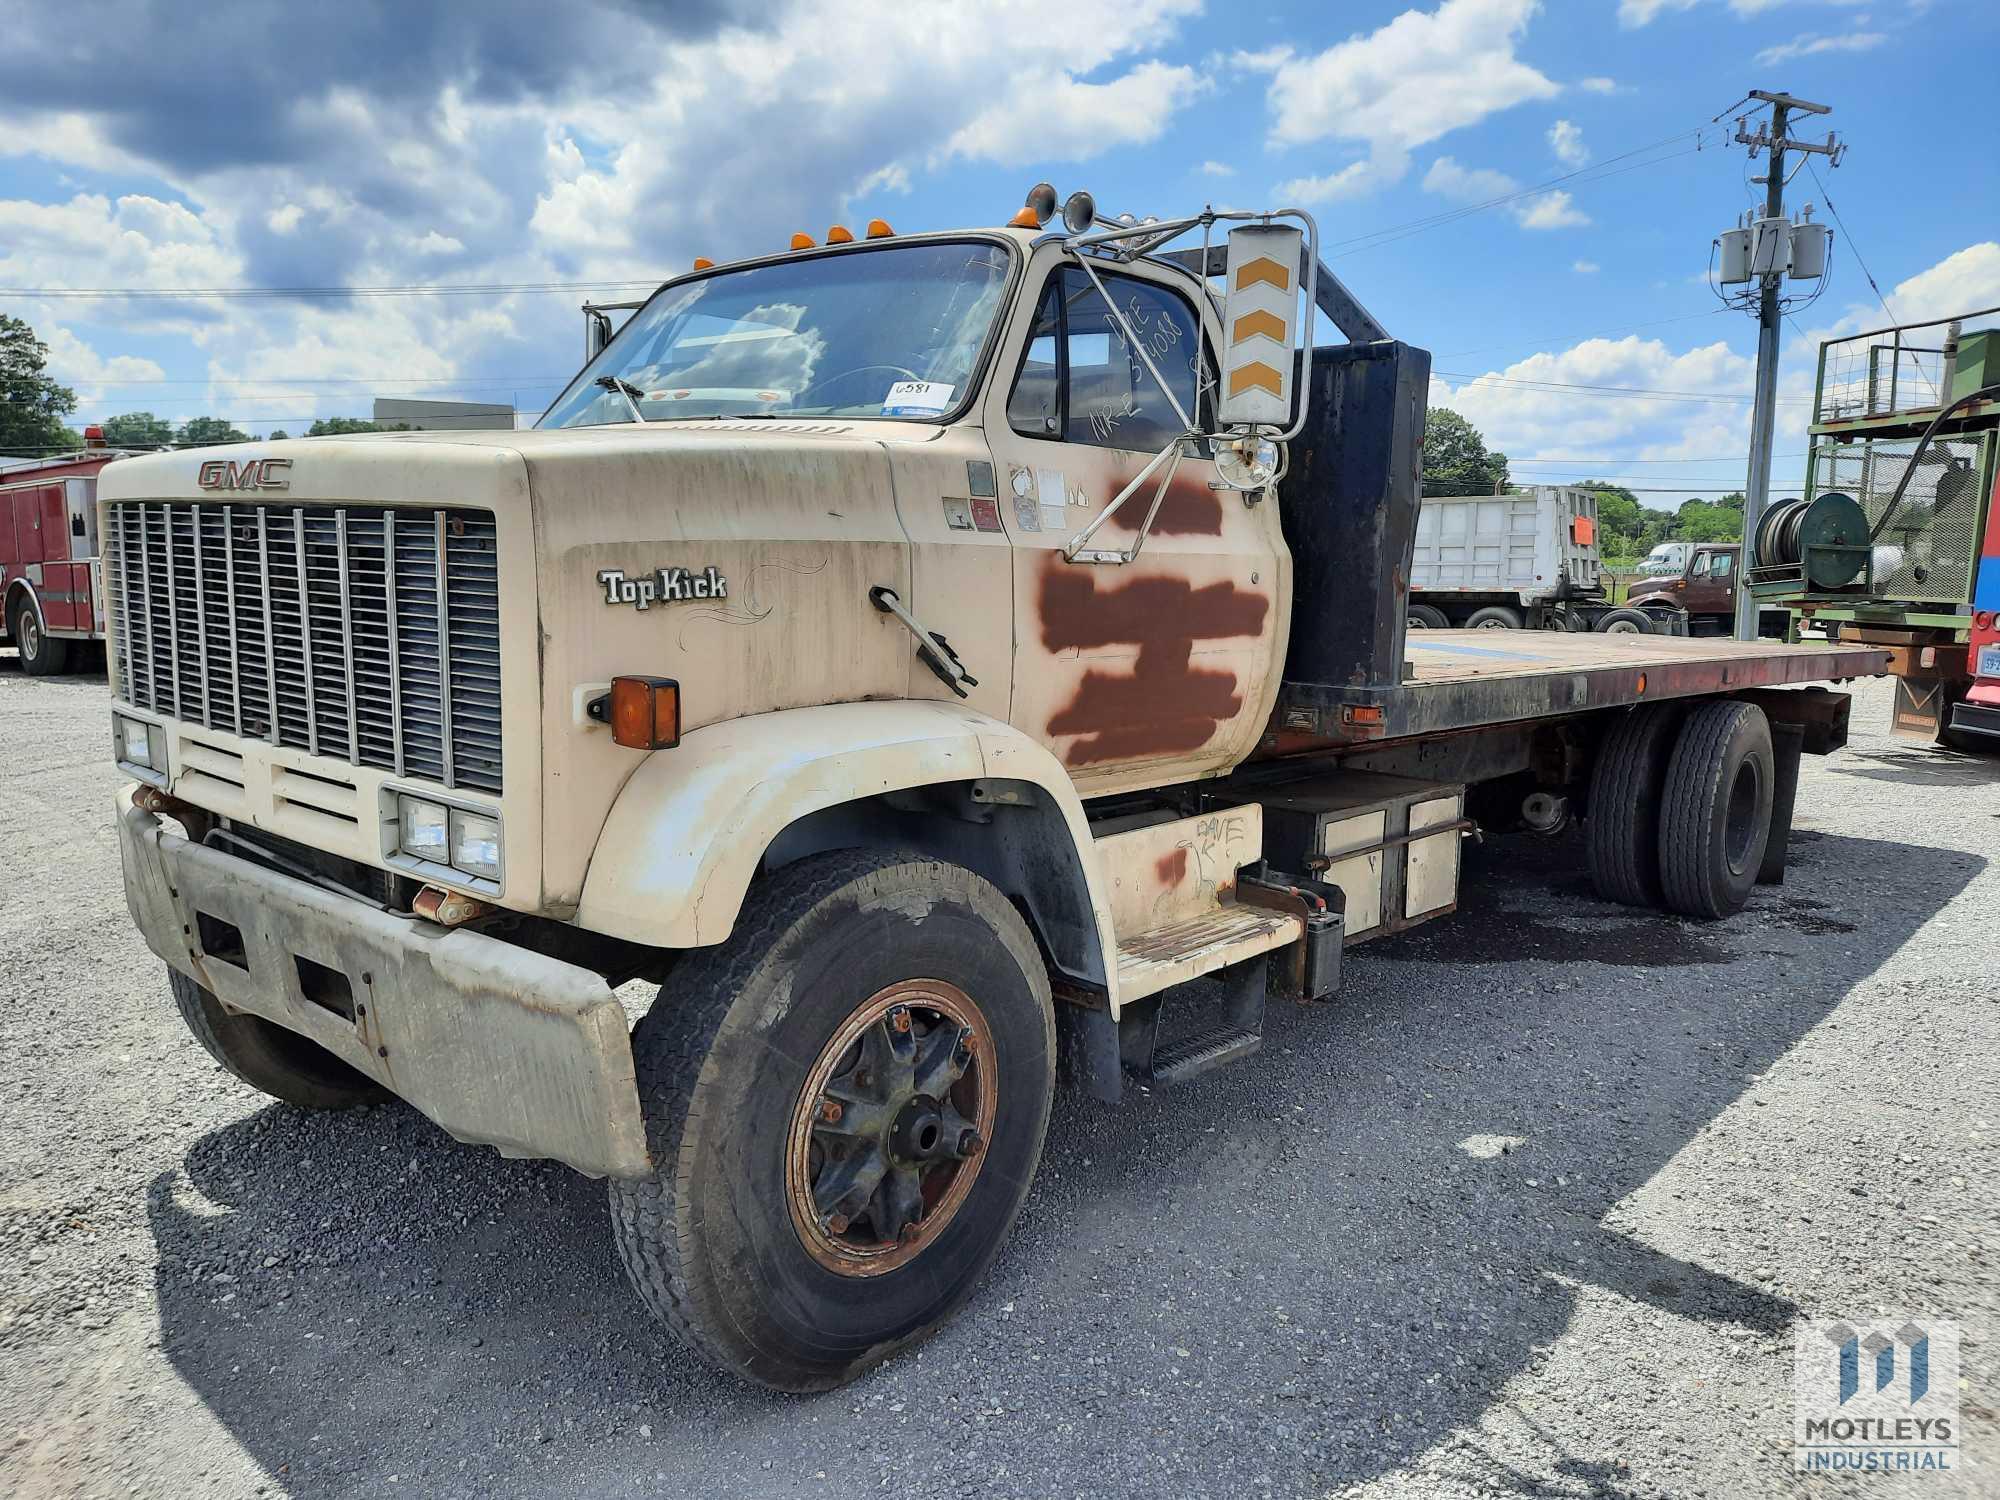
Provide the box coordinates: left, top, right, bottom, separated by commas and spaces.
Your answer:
0, 429, 129, 674
101, 189, 1888, 1391
1407, 486, 1655, 632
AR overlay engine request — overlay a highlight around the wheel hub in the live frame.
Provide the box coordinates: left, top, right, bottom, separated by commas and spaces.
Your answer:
785, 979, 996, 1277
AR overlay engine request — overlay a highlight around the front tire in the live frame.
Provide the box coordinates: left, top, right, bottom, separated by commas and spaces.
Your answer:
609, 850, 1055, 1391
10, 597, 71, 676
1464, 605, 1523, 630
1593, 607, 1652, 635
169, 968, 385, 1109
1407, 603, 1449, 630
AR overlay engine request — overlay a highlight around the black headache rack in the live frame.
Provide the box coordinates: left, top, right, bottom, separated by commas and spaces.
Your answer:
1267, 342, 1890, 748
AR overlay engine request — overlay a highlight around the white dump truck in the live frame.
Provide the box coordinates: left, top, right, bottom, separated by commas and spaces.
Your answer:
1408, 485, 1658, 633
102, 187, 1885, 1390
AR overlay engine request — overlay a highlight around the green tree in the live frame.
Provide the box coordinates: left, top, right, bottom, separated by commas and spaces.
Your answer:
176, 416, 250, 448
1422, 408, 1510, 494
1674, 498, 1745, 543
267, 429, 289, 440
1576, 480, 1680, 563
305, 417, 416, 436
100, 411, 176, 448
0, 315, 79, 458
1715, 491, 1746, 511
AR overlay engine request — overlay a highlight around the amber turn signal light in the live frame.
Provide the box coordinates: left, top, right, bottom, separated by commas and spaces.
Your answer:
591, 676, 681, 750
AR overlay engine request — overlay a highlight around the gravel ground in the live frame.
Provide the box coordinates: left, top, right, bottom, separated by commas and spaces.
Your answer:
1, 652, 1995, 1499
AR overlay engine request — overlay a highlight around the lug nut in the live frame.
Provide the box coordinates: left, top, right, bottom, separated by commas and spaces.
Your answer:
826, 1213, 849, 1234
958, 1129, 984, 1157
899, 1219, 923, 1243
817, 1097, 843, 1124
890, 1007, 912, 1034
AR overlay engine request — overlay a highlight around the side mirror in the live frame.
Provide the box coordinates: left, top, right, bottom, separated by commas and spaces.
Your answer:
584, 307, 613, 362
1217, 223, 1305, 432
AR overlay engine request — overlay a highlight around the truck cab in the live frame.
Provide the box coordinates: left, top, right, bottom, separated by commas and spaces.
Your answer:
99, 189, 1884, 1393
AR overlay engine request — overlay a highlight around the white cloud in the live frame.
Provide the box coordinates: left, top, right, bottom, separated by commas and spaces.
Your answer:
1240, 0, 1557, 198
1577, 76, 1620, 94
1573, 259, 1601, 274
1754, 29, 1886, 64
1198, 160, 1235, 178
1548, 119, 1588, 167
411, 230, 465, 256
1517, 191, 1589, 229
1423, 155, 1592, 230
41, 326, 167, 388
1277, 160, 1392, 205
940, 60, 1208, 166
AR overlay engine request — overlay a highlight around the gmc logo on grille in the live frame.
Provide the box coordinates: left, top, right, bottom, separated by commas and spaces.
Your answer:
197, 457, 291, 492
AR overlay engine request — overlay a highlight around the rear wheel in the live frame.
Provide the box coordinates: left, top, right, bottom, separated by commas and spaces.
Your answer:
1464, 605, 1523, 630
169, 968, 385, 1109
609, 849, 1055, 1391
9, 597, 71, 676
1407, 603, 1449, 630
1585, 702, 1685, 907
1593, 607, 1652, 635
1659, 700, 1774, 919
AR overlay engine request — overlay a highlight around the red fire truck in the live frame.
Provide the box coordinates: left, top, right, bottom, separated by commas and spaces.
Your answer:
0, 428, 129, 675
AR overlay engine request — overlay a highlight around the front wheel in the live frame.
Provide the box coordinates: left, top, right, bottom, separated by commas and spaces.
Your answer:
609, 850, 1055, 1391
1593, 607, 1653, 635
1463, 605, 1523, 630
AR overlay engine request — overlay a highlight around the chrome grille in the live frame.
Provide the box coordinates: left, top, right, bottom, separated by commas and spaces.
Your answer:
104, 503, 502, 793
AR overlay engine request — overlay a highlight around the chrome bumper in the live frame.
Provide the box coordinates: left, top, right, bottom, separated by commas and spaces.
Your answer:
117, 790, 649, 1178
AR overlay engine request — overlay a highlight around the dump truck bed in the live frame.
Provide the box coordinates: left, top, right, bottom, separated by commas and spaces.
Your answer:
1277, 630, 1891, 745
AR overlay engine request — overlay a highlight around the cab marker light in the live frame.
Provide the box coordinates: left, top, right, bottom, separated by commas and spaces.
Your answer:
826, 225, 854, 243
790, 232, 816, 249
693, 256, 715, 270
865, 219, 894, 238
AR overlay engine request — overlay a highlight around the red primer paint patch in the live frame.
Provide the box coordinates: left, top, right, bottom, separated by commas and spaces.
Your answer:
1038, 565, 1270, 766
1097, 471, 1224, 537
1155, 847, 1189, 885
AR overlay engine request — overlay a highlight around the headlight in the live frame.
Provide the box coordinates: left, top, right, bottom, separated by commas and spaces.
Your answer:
398, 796, 450, 862
449, 809, 502, 882
114, 714, 157, 770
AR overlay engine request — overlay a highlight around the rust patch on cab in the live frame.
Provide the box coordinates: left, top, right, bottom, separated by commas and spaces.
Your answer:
1155, 847, 1188, 885
1097, 470, 1223, 538
1039, 564, 1269, 766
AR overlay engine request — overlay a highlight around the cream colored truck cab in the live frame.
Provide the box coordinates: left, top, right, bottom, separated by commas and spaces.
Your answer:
105, 198, 1343, 1391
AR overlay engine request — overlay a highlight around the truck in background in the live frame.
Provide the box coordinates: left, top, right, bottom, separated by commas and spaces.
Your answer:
0, 428, 130, 675
1625, 542, 1794, 638
1407, 486, 1656, 633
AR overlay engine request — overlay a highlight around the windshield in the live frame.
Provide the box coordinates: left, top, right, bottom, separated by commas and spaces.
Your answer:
539, 239, 1014, 428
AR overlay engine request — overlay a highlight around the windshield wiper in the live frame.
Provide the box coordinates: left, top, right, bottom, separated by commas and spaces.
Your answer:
595, 374, 651, 425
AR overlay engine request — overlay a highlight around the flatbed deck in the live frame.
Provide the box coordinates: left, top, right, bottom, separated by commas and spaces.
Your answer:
1277, 630, 1891, 744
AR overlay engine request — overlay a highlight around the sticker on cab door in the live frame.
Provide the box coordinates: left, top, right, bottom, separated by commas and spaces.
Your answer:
880, 380, 954, 417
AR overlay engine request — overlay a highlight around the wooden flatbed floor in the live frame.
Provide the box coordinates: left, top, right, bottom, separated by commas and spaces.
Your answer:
1278, 629, 1890, 744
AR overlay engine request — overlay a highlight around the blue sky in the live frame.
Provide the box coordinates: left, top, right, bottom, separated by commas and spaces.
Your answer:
3, 0, 1996, 512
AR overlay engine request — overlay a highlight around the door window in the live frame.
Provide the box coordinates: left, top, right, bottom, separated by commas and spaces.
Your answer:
1005, 267, 1205, 452
1709, 551, 1735, 579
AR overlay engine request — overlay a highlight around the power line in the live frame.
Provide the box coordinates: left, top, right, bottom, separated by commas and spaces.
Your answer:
1806, 158, 1894, 324
1508, 451, 1808, 464
1434, 370, 1809, 404
0, 279, 659, 301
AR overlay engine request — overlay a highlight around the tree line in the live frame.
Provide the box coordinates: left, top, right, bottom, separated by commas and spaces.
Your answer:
1, 314, 408, 459
1422, 408, 1749, 564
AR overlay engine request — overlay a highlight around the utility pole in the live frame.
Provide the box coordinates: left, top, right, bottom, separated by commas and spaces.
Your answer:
1729, 90, 1841, 640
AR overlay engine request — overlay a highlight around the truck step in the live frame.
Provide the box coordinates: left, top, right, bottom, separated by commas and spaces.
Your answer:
1147, 1025, 1263, 1085
1114, 906, 1300, 1003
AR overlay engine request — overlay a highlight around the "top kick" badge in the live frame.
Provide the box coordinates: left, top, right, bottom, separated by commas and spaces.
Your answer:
598, 566, 729, 609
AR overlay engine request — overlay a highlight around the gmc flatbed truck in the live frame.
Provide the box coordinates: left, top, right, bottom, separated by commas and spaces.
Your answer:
100, 190, 1887, 1391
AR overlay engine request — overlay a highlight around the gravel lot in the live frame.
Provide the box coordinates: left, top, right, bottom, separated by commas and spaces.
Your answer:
2, 651, 1995, 1499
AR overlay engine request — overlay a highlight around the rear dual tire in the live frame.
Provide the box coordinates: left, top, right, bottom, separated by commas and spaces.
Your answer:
1587, 699, 1774, 918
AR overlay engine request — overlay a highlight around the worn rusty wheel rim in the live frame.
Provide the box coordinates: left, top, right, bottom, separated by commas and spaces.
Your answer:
784, 979, 997, 1278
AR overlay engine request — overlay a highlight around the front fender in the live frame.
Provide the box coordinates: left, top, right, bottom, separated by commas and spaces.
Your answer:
573, 700, 1120, 997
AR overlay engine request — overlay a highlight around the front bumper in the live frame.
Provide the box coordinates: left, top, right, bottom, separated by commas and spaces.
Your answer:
1949, 697, 2000, 741
117, 790, 649, 1178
